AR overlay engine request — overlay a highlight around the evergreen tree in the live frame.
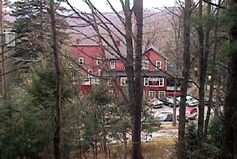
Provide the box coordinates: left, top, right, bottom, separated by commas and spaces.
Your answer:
11, 0, 68, 66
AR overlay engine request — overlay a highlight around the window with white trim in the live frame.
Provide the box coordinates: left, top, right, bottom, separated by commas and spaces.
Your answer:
110, 61, 116, 69
158, 78, 164, 87
144, 78, 149, 87
120, 77, 127, 86
78, 57, 85, 66
142, 60, 149, 70
156, 61, 162, 70
149, 91, 156, 98
88, 69, 93, 78
159, 91, 166, 99
96, 58, 102, 65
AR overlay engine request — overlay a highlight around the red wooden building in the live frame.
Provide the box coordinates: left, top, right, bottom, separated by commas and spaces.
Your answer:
71, 43, 180, 99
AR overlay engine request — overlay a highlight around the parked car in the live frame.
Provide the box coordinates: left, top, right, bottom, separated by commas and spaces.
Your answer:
177, 107, 198, 121
149, 98, 164, 108
161, 97, 178, 107
177, 95, 198, 107
141, 115, 154, 123
157, 111, 173, 122
187, 98, 199, 107
185, 107, 198, 120
204, 96, 216, 105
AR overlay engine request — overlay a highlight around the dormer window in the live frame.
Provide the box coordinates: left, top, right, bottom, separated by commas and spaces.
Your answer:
78, 57, 85, 66
142, 60, 149, 70
110, 61, 116, 69
156, 61, 162, 70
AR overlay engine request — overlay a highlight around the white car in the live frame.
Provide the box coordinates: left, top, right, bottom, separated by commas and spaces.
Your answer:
156, 111, 173, 121
177, 96, 198, 107
187, 98, 199, 107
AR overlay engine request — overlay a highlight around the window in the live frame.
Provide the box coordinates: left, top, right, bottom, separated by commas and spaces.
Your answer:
78, 57, 85, 66
96, 58, 102, 65
144, 78, 149, 87
108, 78, 113, 86
148, 78, 164, 87
120, 77, 127, 86
142, 60, 149, 70
110, 61, 116, 69
88, 69, 93, 78
158, 78, 164, 87
149, 91, 156, 98
94, 78, 100, 84
156, 61, 162, 70
159, 91, 166, 99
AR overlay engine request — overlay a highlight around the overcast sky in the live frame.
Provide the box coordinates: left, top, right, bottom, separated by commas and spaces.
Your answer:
63, 0, 176, 12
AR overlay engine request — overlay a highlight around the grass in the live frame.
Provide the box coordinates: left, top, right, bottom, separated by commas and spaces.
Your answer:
70, 137, 177, 159
142, 138, 176, 159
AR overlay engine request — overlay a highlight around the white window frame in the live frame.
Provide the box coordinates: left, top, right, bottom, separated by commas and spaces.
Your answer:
158, 91, 166, 99
158, 78, 164, 87
156, 61, 162, 70
144, 78, 149, 87
78, 57, 85, 66
142, 60, 149, 70
110, 61, 116, 69
96, 58, 102, 65
149, 91, 156, 98
120, 77, 127, 86
88, 69, 93, 78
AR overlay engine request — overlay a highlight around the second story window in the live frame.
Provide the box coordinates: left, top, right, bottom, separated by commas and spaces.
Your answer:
96, 58, 102, 65
120, 77, 127, 86
88, 69, 93, 78
78, 57, 85, 66
156, 61, 162, 70
142, 60, 149, 70
110, 61, 116, 69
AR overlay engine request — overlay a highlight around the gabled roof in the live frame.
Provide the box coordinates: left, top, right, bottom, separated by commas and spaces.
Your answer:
106, 44, 167, 60
143, 45, 167, 59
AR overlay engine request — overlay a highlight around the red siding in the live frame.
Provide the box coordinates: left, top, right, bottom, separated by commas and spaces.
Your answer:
71, 44, 176, 97
72, 45, 104, 76
143, 50, 167, 72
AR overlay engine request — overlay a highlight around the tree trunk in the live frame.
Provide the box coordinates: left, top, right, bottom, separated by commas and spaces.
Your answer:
123, 131, 128, 159
197, 0, 206, 142
132, 0, 143, 158
177, 0, 191, 158
221, 0, 237, 158
204, 0, 220, 140
49, 1, 62, 159
172, 80, 177, 127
